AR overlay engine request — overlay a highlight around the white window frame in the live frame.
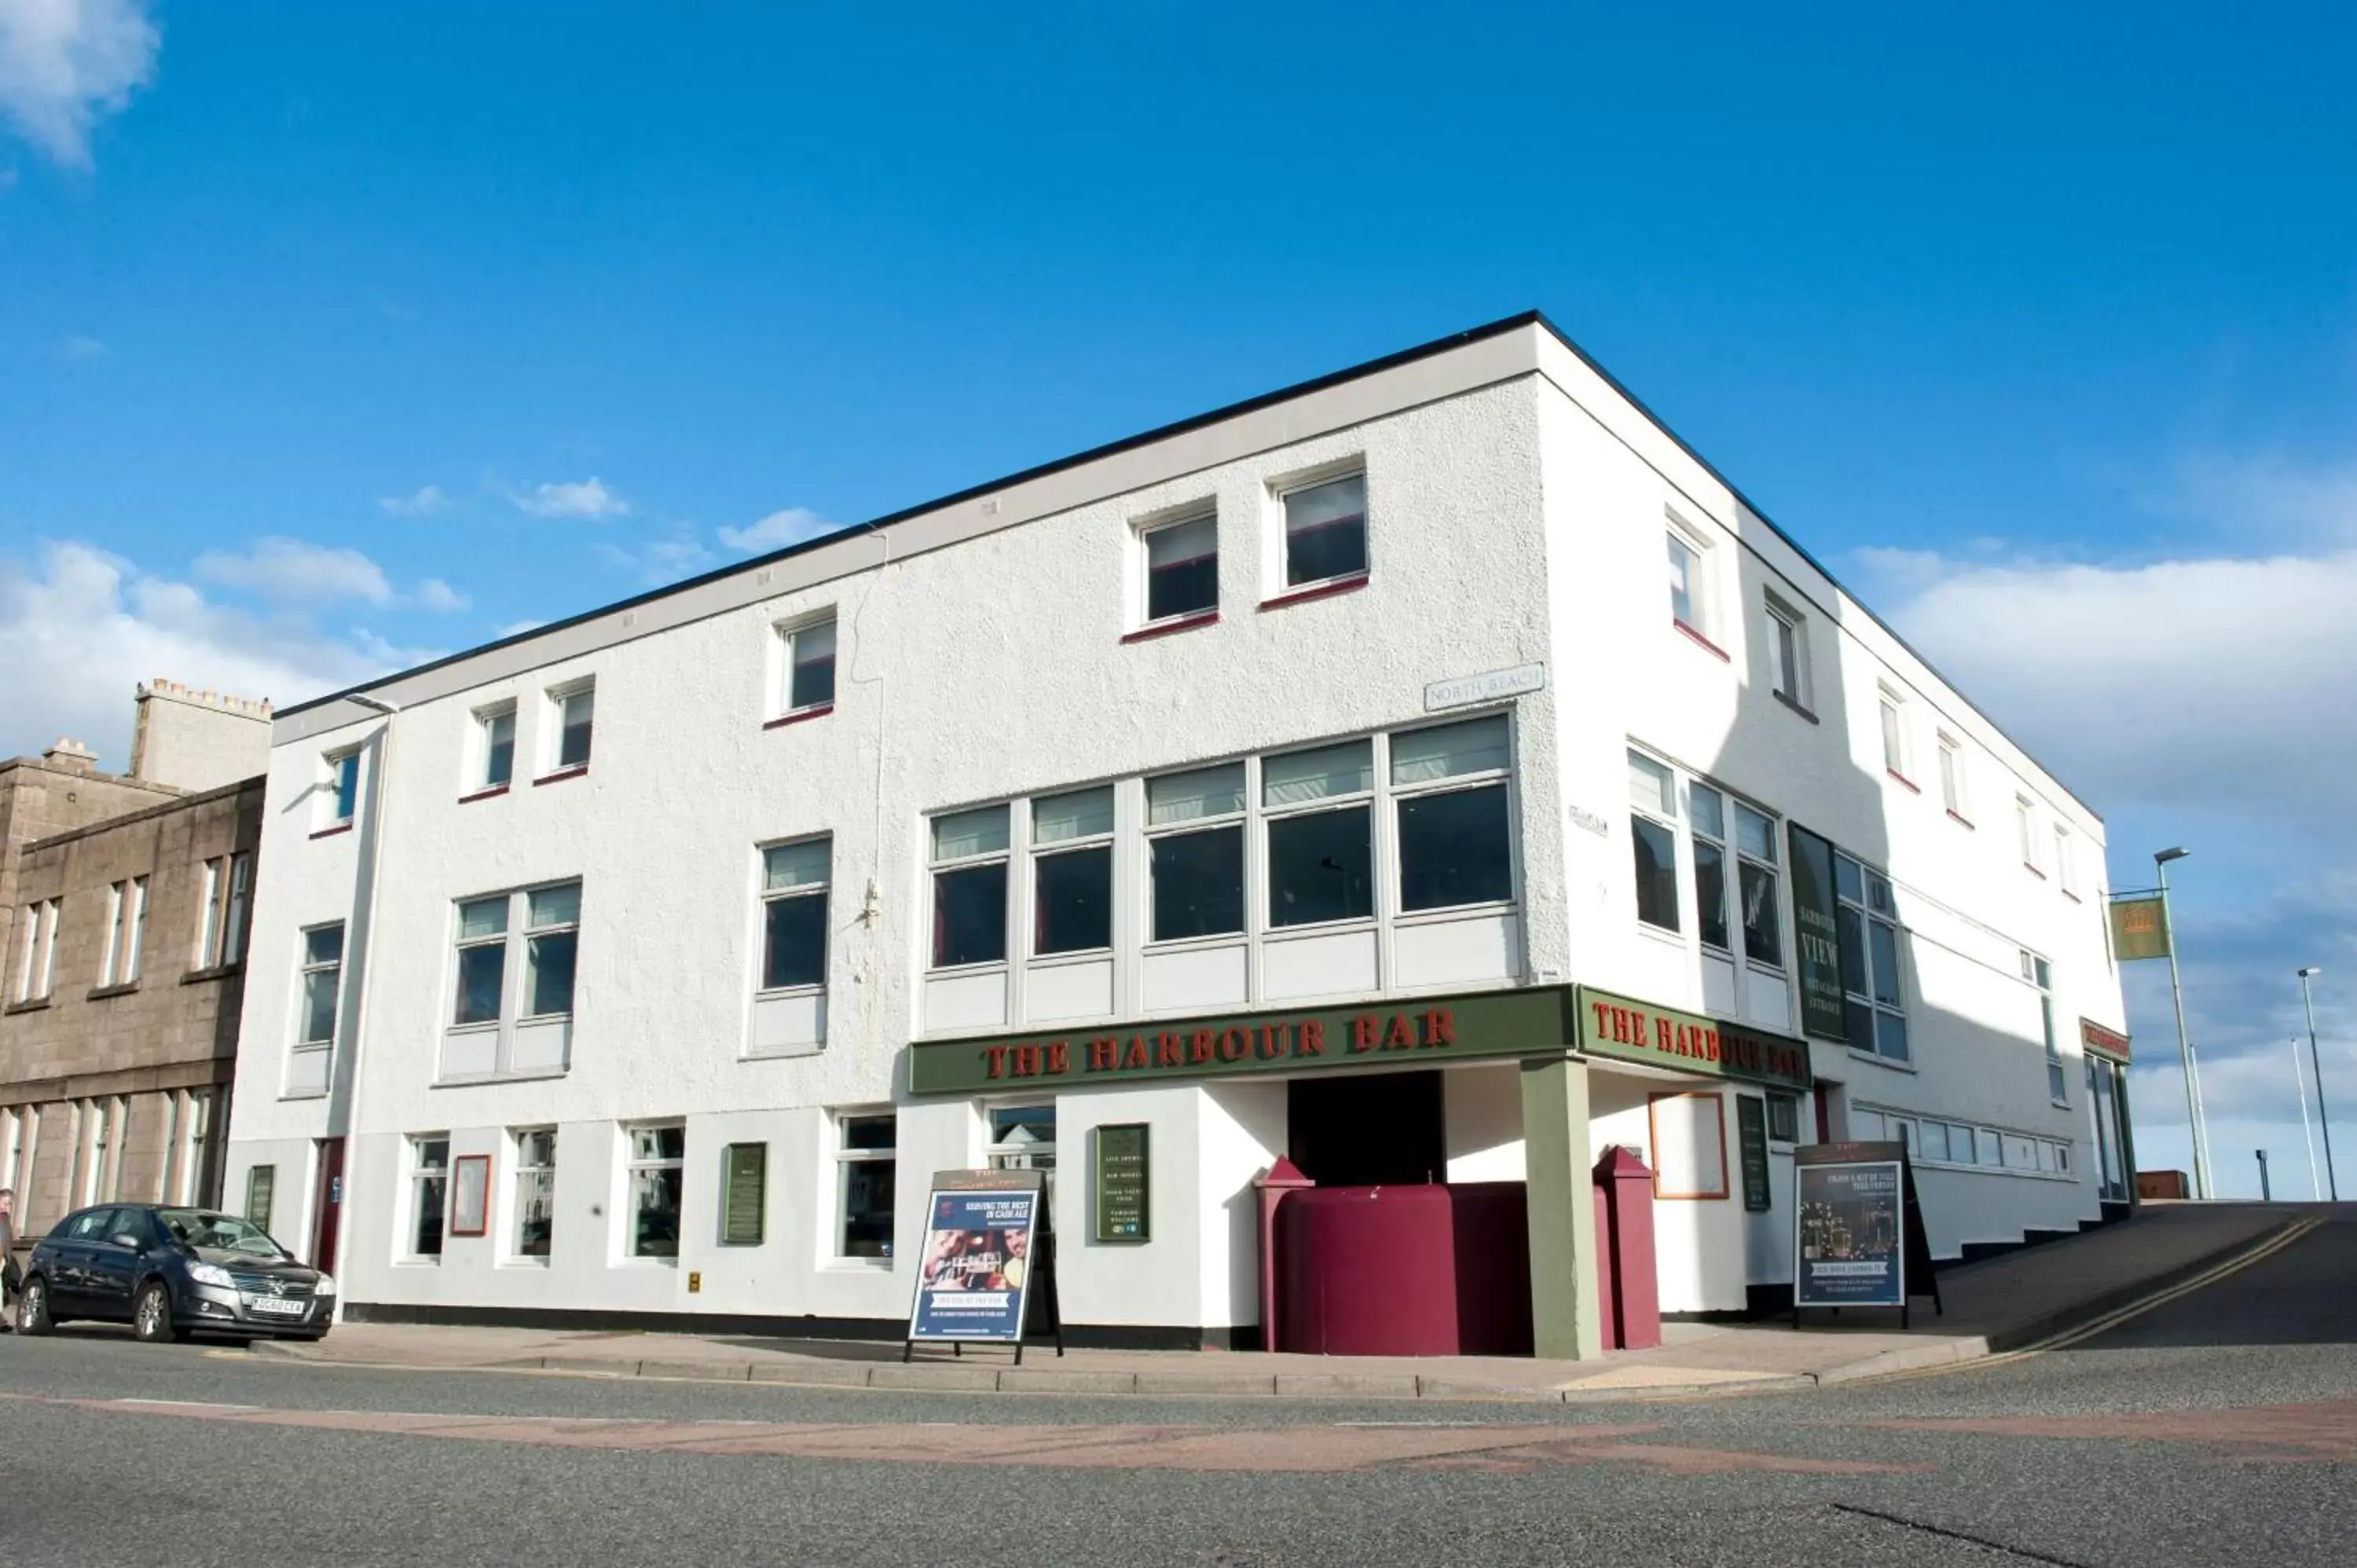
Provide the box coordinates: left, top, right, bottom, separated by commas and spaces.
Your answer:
2054, 824, 2077, 897
17, 899, 60, 1002
1666, 515, 1714, 641
1879, 687, 1910, 782
1687, 781, 1732, 955
443, 881, 583, 1082
546, 679, 595, 776
473, 701, 518, 793
927, 805, 1013, 974
1763, 594, 1812, 710
511, 1127, 556, 1265
1937, 732, 1967, 821
1390, 715, 1518, 923
1136, 507, 1219, 629
986, 1103, 1057, 1173
1029, 787, 1117, 961
323, 749, 361, 829
1272, 466, 1369, 595
1143, 763, 1249, 950
1838, 854, 1909, 1064
2016, 797, 2041, 875
100, 878, 148, 988
1262, 738, 1378, 936
1627, 750, 1683, 939
756, 836, 831, 996
831, 1109, 897, 1263
291, 921, 344, 1087
2024, 949, 2067, 1105
774, 612, 838, 720
406, 1134, 450, 1261
622, 1121, 685, 1262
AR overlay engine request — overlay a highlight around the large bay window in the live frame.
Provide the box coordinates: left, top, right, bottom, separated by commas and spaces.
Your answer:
1264, 740, 1373, 928
930, 806, 1010, 969
1146, 764, 1246, 941
1032, 788, 1114, 955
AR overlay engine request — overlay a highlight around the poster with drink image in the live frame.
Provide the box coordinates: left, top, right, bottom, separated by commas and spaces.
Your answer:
907, 1185, 1041, 1343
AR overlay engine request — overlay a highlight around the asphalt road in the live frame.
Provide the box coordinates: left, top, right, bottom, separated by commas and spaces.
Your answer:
4, 1211, 2353, 1567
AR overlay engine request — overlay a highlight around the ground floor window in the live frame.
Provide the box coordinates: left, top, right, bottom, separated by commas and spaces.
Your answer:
627, 1124, 684, 1258
987, 1105, 1056, 1172
409, 1136, 449, 1258
514, 1128, 556, 1260
835, 1112, 896, 1258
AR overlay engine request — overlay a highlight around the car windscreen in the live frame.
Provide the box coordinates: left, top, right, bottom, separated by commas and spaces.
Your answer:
155, 1209, 291, 1258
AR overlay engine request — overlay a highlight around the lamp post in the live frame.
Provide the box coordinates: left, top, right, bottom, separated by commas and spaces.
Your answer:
2299, 966, 2337, 1201
2155, 848, 2213, 1199
2292, 1035, 2321, 1200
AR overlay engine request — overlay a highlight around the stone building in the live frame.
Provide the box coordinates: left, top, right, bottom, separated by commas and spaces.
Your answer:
2, 684, 270, 1233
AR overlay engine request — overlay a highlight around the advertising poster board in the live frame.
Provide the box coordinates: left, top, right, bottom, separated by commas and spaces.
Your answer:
1787, 825, 1852, 1043
906, 1169, 1045, 1355
1792, 1141, 1941, 1324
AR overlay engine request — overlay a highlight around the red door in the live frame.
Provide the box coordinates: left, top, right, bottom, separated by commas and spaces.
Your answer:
310, 1138, 346, 1270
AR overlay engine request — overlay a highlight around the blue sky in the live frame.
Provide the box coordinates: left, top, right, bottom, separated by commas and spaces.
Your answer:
3, 2, 2352, 1196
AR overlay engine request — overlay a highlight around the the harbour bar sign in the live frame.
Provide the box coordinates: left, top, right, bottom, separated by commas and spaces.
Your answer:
906, 984, 1812, 1097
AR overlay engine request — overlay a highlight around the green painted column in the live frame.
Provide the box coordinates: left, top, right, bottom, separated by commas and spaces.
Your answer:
1519, 1051, 1603, 1360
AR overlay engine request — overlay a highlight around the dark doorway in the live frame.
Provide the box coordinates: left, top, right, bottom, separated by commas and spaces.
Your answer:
1288, 1071, 1446, 1186
310, 1138, 346, 1270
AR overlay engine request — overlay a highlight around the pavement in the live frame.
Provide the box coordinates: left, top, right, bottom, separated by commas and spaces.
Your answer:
245, 1199, 2308, 1401
5, 1202, 2354, 1567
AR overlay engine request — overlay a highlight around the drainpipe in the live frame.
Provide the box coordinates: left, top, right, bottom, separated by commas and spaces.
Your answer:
328, 693, 400, 1317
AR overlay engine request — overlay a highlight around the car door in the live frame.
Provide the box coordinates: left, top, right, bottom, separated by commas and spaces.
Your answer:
82, 1208, 148, 1322
43, 1208, 106, 1311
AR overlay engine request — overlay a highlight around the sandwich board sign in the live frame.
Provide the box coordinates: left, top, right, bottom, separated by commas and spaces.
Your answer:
1792, 1140, 1941, 1327
904, 1168, 1047, 1361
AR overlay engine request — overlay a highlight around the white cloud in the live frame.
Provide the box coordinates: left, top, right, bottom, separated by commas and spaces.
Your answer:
512, 477, 629, 520
379, 484, 449, 517
192, 536, 394, 606
57, 332, 105, 361
717, 506, 833, 553
597, 533, 714, 588
0, 0, 160, 169
413, 577, 469, 613
0, 540, 427, 765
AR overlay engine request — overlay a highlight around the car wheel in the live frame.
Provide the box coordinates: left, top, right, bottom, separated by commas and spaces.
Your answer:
18, 1276, 54, 1335
133, 1281, 183, 1344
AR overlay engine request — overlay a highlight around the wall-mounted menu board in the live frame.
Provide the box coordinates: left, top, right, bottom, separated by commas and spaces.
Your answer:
1094, 1123, 1149, 1244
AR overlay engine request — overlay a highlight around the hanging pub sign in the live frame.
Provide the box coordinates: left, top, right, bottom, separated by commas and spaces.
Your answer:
1792, 1141, 1941, 1325
1787, 824, 1850, 1043
905, 1169, 1044, 1355
2108, 894, 2172, 962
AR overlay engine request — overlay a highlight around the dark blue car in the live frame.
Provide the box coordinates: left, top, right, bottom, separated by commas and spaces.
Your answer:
17, 1203, 333, 1344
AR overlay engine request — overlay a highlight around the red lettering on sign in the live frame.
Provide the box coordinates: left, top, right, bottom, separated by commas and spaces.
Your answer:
985, 1046, 1008, 1079
1013, 1044, 1037, 1078
1593, 1000, 1614, 1041
1705, 1028, 1721, 1064
1218, 1028, 1250, 1062
1423, 1009, 1457, 1046
1351, 1016, 1378, 1053
1384, 1013, 1413, 1050
1121, 1037, 1148, 1071
1257, 1022, 1288, 1059
1192, 1031, 1215, 1064
1047, 1041, 1070, 1075
1158, 1032, 1182, 1068
1655, 1014, 1674, 1053
1299, 1019, 1326, 1056
1087, 1038, 1117, 1072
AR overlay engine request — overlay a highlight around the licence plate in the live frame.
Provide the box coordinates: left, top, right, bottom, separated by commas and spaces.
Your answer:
245, 1295, 308, 1317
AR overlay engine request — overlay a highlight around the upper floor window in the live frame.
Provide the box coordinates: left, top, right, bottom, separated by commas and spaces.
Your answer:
929, 805, 1010, 969
2053, 825, 2077, 896
1764, 595, 1812, 710
297, 924, 344, 1049
1879, 687, 1910, 780
2024, 950, 2066, 1103
1032, 787, 1115, 955
1142, 511, 1218, 625
549, 681, 595, 774
325, 749, 361, 827
779, 615, 837, 716
759, 838, 830, 990
1392, 716, 1513, 913
1836, 855, 1908, 1062
196, 854, 251, 969
1665, 775, 1782, 970
2015, 797, 2040, 873
99, 877, 147, 987
1937, 732, 1967, 819
1279, 472, 1367, 589
1264, 739, 1374, 928
1666, 530, 1700, 629
452, 881, 582, 1031
476, 703, 516, 791
15, 899, 60, 1002
1146, 764, 1246, 942
1628, 752, 1680, 932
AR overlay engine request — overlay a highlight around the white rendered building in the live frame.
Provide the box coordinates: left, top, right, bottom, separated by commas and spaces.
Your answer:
222, 314, 2135, 1354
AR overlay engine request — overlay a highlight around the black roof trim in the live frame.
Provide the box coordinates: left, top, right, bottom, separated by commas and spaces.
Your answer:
281, 310, 2094, 822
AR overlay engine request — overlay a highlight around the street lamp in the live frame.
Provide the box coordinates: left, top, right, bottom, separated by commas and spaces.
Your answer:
2155, 848, 2214, 1199
2299, 966, 2337, 1201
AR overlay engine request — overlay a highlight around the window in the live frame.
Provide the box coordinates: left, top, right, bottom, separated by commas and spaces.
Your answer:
1146, 764, 1246, 941
551, 682, 594, 772
2054, 825, 2077, 896
245, 1165, 276, 1233
1919, 1121, 1951, 1163
834, 1112, 896, 1258
1666, 529, 1703, 631
1734, 802, 1783, 969
1264, 739, 1373, 928
1879, 688, 1909, 779
196, 854, 251, 969
1688, 783, 1732, 952
452, 882, 581, 1031
100, 877, 146, 987
513, 1128, 555, 1261
779, 616, 837, 715
759, 839, 830, 990
1628, 751, 1680, 933
453, 897, 508, 1025
1032, 787, 1115, 955
626, 1123, 684, 1259
524, 885, 581, 1018
297, 924, 343, 1050
325, 750, 361, 826
1142, 511, 1218, 624
1836, 854, 1908, 1062
988, 1105, 1056, 1171
2025, 951, 2066, 1104
1765, 598, 1809, 708
2016, 797, 2040, 872
1393, 716, 1513, 913
409, 1136, 449, 1258
1937, 734, 1967, 819
1975, 1127, 2004, 1167
477, 704, 516, 790
181, 1091, 214, 1206
1280, 471, 1367, 588
16, 900, 60, 1002
81, 1100, 113, 1204
930, 805, 1010, 968
1765, 1093, 1802, 1145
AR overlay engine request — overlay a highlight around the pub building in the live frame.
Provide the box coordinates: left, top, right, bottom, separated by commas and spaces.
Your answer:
214, 314, 2132, 1357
